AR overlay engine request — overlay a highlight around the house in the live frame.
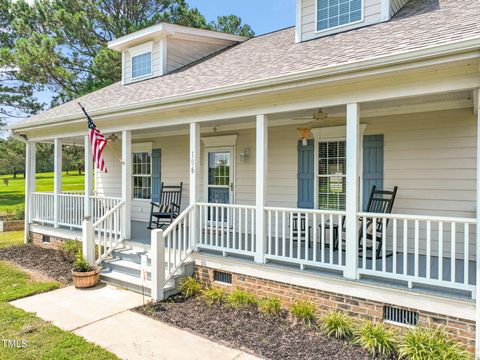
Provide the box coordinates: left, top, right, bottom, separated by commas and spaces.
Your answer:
9, 0, 480, 353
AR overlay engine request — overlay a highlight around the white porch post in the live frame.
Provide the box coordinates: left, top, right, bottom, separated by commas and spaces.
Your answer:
475, 89, 480, 357
24, 141, 36, 244
344, 103, 360, 280
189, 122, 200, 250
84, 135, 93, 219
53, 138, 62, 228
255, 114, 268, 263
122, 130, 132, 240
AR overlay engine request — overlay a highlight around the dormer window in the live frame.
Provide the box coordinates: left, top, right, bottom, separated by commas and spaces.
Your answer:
132, 52, 152, 79
317, 0, 362, 32
128, 42, 153, 81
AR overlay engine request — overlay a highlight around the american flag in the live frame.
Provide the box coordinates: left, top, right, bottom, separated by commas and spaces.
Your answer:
80, 104, 108, 173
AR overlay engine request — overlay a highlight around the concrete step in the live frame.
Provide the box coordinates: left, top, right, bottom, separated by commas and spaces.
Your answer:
100, 269, 151, 296
110, 247, 149, 265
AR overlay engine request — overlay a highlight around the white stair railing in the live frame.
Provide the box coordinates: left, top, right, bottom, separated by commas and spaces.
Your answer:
88, 201, 125, 266
151, 205, 195, 300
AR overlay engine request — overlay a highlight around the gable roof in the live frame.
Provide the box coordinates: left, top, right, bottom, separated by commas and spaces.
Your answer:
13, 0, 480, 127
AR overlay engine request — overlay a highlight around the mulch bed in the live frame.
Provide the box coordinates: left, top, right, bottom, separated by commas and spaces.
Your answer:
135, 295, 373, 360
0, 245, 74, 283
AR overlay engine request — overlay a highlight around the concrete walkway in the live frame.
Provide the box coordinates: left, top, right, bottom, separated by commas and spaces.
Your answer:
11, 284, 260, 360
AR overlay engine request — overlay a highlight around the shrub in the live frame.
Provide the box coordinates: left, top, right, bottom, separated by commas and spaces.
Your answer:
226, 289, 259, 308
259, 298, 282, 316
354, 321, 397, 359
320, 310, 355, 340
6, 205, 24, 220
73, 253, 92, 272
399, 326, 470, 360
202, 287, 227, 305
59, 240, 82, 261
290, 300, 317, 327
179, 277, 202, 298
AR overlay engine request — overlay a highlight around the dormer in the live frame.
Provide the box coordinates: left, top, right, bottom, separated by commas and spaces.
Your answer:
108, 23, 248, 85
295, 0, 410, 42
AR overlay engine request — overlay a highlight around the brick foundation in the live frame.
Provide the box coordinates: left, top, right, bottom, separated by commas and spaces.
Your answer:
195, 265, 476, 351
30, 231, 70, 250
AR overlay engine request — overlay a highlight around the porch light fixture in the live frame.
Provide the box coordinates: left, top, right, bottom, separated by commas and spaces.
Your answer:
298, 128, 311, 146
239, 148, 250, 161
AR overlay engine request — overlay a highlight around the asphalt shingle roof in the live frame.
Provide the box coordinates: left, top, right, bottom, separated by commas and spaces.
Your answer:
23, 0, 480, 124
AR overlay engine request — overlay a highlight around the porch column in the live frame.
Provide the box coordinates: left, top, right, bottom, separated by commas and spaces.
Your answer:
255, 114, 268, 264
475, 89, 480, 356
189, 122, 201, 250
344, 103, 360, 280
84, 135, 93, 219
122, 130, 132, 240
24, 141, 36, 244
53, 138, 62, 228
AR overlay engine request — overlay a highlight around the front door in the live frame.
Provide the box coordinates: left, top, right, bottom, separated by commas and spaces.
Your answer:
206, 148, 234, 205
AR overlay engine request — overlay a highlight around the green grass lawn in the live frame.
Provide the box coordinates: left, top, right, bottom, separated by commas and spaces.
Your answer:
0, 172, 84, 215
0, 231, 117, 359
0, 231, 23, 248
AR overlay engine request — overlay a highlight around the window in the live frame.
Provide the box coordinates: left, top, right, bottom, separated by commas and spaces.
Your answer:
132, 152, 152, 199
317, 0, 362, 32
131, 52, 152, 79
318, 141, 346, 210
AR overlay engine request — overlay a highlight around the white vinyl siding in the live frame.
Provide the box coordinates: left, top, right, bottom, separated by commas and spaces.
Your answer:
167, 39, 227, 74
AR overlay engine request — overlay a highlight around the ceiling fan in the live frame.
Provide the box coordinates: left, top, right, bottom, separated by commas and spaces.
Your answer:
293, 109, 328, 146
106, 133, 119, 142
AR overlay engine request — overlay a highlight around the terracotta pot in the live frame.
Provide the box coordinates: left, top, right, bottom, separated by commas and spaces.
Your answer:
71, 267, 101, 288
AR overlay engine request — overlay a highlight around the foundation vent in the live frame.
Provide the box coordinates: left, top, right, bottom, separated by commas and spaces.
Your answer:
383, 306, 418, 326
42, 235, 50, 243
213, 271, 232, 284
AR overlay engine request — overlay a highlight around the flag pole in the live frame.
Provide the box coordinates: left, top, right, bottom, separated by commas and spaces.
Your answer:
78, 102, 125, 166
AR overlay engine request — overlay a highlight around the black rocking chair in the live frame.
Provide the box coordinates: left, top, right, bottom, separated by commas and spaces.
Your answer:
323, 185, 398, 259
148, 182, 183, 230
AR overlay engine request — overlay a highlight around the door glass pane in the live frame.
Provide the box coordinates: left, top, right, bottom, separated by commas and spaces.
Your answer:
208, 152, 231, 186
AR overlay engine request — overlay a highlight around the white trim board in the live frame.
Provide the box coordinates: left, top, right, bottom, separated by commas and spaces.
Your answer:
201, 135, 237, 147
192, 252, 476, 321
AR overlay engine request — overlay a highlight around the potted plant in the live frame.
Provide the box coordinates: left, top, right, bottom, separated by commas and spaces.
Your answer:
71, 253, 100, 288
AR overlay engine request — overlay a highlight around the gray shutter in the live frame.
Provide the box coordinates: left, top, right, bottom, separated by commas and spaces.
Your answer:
363, 135, 384, 210
297, 140, 315, 209
151, 149, 161, 202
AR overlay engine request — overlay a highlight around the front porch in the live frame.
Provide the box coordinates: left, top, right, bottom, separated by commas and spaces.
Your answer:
25, 89, 480, 301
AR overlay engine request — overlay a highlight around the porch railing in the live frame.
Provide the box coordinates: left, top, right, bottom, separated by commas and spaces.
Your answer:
195, 203, 476, 297
196, 202, 256, 257
58, 193, 84, 229
357, 212, 476, 294
265, 207, 346, 271
31, 192, 55, 224
30, 192, 121, 229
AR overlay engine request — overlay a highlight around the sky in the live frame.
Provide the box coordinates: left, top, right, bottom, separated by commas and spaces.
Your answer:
188, 0, 296, 35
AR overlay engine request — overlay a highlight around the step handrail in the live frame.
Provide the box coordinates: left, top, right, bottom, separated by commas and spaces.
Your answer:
150, 205, 195, 300
93, 200, 125, 228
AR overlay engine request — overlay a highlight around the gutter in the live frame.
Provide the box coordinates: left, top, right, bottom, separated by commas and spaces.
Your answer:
10, 35, 480, 132
9, 129, 27, 143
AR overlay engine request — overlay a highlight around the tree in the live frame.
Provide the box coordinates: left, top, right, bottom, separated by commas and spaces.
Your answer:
7, 0, 255, 104
212, 15, 254, 38
0, 0, 43, 126
0, 137, 25, 177
63, 144, 84, 175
